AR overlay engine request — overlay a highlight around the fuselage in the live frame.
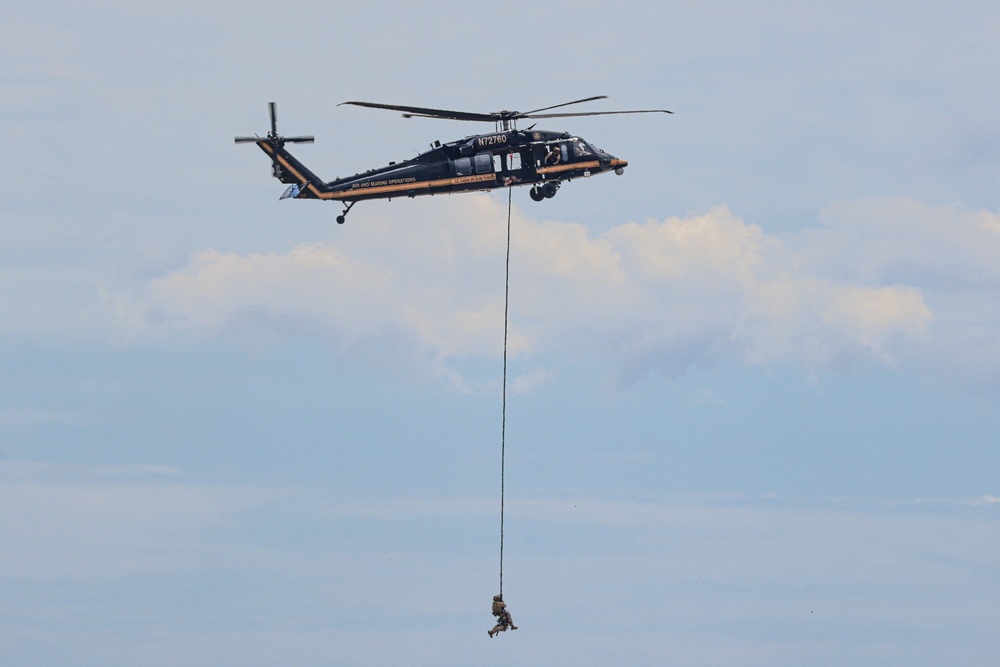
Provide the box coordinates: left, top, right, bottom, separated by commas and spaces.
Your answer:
260, 128, 627, 203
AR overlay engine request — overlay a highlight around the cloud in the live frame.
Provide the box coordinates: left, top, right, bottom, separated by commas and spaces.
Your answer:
805, 197, 1000, 291
114, 196, 942, 388
598, 206, 930, 378
803, 197, 1000, 391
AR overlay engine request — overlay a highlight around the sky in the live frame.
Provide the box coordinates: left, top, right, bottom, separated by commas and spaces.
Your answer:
2, 1, 1000, 665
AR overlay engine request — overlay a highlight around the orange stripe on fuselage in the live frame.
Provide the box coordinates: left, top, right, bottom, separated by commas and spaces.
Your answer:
334, 172, 496, 199
535, 160, 603, 175
263, 143, 497, 200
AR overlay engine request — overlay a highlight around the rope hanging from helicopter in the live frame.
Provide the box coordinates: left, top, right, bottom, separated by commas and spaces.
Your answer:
499, 185, 512, 597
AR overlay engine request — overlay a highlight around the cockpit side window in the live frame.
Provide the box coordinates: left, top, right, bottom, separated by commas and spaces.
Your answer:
571, 139, 593, 158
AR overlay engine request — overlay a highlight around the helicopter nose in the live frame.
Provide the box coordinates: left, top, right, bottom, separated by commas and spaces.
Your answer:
610, 157, 628, 174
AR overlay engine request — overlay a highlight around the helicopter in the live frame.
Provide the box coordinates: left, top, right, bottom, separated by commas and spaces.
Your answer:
235, 97, 672, 224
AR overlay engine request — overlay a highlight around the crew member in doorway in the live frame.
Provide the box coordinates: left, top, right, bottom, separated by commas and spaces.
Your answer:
544, 144, 562, 165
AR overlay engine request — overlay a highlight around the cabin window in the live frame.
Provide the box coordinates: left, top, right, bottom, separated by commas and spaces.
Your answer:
474, 152, 493, 174
508, 152, 522, 171
455, 157, 472, 176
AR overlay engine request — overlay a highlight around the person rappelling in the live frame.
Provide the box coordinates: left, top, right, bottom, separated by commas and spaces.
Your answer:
488, 594, 518, 638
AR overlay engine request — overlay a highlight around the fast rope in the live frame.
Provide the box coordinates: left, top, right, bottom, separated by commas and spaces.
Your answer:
499, 185, 512, 596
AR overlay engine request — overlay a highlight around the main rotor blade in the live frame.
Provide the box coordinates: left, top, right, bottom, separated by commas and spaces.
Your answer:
269, 102, 277, 135
524, 109, 674, 119
284, 136, 315, 143
518, 96, 608, 117
235, 136, 261, 143
339, 100, 494, 122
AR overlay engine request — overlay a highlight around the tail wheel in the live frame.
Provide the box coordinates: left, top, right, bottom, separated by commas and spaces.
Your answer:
336, 201, 357, 225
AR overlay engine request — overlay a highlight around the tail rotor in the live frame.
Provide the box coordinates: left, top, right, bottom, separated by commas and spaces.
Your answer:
235, 102, 315, 147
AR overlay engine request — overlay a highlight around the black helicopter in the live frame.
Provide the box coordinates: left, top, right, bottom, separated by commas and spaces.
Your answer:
235, 97, 671, 224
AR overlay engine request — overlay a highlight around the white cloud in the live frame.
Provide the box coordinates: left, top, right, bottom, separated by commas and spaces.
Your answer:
599, 206, 930, 376
805, 197, 1000, 290
115, 197, 940, 387
803, 197, 1000, 391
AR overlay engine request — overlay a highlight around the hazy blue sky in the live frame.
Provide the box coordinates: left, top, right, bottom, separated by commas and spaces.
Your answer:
3, 1, 1000, 665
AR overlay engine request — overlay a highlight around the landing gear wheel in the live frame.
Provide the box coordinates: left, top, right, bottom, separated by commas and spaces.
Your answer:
529, 187, 545, 202
336, 201, 357, 225
542, 182, 559, 199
